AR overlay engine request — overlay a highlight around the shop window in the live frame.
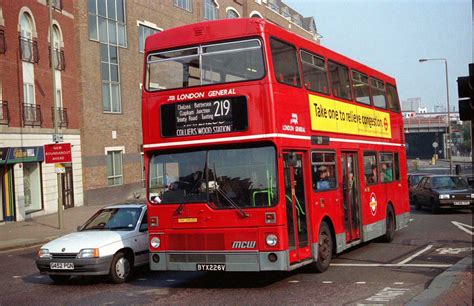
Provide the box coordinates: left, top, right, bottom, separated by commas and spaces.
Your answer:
23, 163, 43, 213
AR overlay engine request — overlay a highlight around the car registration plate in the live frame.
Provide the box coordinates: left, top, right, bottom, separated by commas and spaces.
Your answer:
453, 201, 470, 206
196, 264, 226, 271
50, 262, 74, 270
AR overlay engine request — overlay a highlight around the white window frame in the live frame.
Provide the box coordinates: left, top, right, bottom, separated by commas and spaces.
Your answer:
225, 7, 240, 18
174, 0, 192, 12
137, 21, 162, 53
204, 0, 219, 20
105, 146, 124, 186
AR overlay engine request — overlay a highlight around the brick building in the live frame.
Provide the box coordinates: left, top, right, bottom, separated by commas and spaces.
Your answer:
75, 0, 320, 206
0, 0, 83, 222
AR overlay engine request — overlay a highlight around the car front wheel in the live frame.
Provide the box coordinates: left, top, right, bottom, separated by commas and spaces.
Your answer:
109, 252, 132, 284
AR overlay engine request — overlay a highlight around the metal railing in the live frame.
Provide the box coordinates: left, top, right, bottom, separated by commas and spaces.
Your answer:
22, 103, 42, 126
19, 36, 39, 63
51, 106, 68, 128
49, 47, 66, 71
0, 101, 9, 125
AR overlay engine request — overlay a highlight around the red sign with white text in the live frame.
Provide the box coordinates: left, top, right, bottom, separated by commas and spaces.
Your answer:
44, 143, 72, 164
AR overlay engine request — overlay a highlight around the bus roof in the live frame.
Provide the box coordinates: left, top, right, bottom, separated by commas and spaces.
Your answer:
145, 18, 396, 85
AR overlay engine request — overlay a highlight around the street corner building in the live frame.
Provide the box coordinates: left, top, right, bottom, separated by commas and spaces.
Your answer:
1, 0, 319, 221
0, 0, 83, 222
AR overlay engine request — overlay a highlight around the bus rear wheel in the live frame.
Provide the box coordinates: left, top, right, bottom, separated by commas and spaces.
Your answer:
381, 206, 395, 243
311, 222, 333, 273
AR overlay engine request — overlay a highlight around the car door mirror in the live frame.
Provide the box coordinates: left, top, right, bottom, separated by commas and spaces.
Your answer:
77, 225, 82, 231
139, 223, 148, 232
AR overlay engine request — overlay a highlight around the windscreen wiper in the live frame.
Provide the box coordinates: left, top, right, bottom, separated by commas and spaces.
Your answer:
214, 187, 249, 218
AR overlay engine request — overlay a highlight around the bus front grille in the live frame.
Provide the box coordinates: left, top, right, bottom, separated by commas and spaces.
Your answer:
168, 233, 226, 250
169, 253, 226, 263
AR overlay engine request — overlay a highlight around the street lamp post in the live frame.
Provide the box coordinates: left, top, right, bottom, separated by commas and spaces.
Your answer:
419, 58, 453, 174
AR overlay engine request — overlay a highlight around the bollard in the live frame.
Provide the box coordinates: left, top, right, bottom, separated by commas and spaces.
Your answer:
431, 156, 436, 165
412, 160, 418, 170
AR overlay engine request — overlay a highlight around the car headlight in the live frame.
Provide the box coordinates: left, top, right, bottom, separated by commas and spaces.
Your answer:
150, 237, 161, 249
37, 248, 52, 259
77, 248, 99, 259
439, 194, 450, 199
266, 234, 278, 247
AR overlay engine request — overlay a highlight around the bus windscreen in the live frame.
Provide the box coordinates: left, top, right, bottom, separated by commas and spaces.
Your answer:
146, 38, 265, 91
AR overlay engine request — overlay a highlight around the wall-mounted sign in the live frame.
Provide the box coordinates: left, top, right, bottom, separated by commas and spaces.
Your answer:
161, 96, 248, 137
44, 143, 72, 164
6, 146, 44, 164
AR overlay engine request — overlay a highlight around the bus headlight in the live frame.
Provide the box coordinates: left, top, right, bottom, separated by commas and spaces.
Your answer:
150, 237, 161, 249
266, 234, 278, 247
439, 194, 450, 199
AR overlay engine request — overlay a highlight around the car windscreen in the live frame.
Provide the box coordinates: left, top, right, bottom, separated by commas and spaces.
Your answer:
431, 176, 469, 189
81, 207, 142, 231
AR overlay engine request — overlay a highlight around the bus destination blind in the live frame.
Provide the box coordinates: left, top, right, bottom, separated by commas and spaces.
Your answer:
161, 96, 248, 137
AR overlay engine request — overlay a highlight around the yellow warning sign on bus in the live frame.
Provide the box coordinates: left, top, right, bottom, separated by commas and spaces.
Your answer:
308, 94, 392, 139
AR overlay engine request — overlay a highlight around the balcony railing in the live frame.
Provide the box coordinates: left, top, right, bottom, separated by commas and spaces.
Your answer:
0, 29, 6, 54
19, 36, 39, 63
0, 101, 9, 125
22, 103, 42, 127
51, 106, 69, 128
49, 47, 66, 71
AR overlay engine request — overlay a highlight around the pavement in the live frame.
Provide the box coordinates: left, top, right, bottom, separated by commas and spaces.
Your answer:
0, 202, 472, 305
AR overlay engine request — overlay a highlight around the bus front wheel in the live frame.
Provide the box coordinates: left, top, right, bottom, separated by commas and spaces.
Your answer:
311, 221, 333, 273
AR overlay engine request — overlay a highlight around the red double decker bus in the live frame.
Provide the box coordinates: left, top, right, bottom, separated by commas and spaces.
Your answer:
142, 18, 409, 273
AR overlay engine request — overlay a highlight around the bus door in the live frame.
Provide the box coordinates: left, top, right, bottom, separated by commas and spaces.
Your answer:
283, 152, 311, 264
341, 152, 361, 243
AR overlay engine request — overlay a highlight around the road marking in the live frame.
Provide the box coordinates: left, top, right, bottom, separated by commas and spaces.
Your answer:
394, 282, 404, 285
34, 275, 45, 279
331, 263, 451, 268
435, 247, 474, 255
365, 287, 410, 302
397, 245, 433, 264
137, 278, 147, 281
12, 276, 21, 279
451, 221, 474, 235
288, 280, 299, 283
322, 281, 333, 284
355, 281, 366, 284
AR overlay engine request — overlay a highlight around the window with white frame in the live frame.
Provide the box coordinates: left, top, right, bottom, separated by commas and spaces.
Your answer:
88, 0, 127, 47
204, 0, 218, 20
138, 23, 160, 53
100, 43, 121, 112
174, 0, 192, 11
107, 150, 123, 186
226, 8, 239, 18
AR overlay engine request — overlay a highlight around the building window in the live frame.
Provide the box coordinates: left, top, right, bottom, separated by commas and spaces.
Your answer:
101, 44, 121, 113
204, 0, 218, 20
174, 0, 192, 12
23, 162, 43, 213
50, 25, 65, 70
138, 23, 160, 53
19, 12, 39, 63
0, 29, 6, 54
88, 0, 127, 47
281, 6, 290, 18
226, 8, 239, 18
267, 0, 279, 12
107, 150, 123, 186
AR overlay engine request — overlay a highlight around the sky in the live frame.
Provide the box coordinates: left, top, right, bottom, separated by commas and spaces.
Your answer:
284, 0, 472, 112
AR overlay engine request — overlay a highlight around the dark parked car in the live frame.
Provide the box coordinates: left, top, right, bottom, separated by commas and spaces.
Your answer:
408, 173, 430, 202
411, 175, 473, 213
